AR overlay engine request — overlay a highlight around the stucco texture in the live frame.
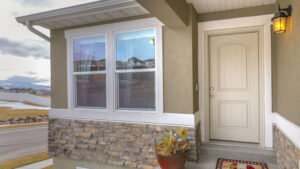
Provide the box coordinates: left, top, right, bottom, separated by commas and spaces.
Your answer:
163, 5, 198, 114
272, 0, 300, 126
50, 29, 68, 109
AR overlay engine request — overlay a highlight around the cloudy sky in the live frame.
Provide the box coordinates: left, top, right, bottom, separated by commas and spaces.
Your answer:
0, 0, 96, 88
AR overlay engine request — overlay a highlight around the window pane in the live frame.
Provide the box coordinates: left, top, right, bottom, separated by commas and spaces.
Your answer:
76, 74, 106, 108
116, 29, 155, 70
118, 72, 155, 110
74, 36, 106, 72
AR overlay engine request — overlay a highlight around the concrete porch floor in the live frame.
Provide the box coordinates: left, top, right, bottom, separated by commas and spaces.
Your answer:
185, 143, 280, 169
185, 155, 279, 169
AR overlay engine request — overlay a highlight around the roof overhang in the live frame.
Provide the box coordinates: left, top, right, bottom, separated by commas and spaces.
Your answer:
16, 0, 149, 30
16, 0, 277, 41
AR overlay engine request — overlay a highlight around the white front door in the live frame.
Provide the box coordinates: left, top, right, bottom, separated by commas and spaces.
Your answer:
209, 32, 260, 143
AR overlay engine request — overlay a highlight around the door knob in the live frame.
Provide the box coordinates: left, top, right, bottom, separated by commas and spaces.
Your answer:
210, 87, 215, 96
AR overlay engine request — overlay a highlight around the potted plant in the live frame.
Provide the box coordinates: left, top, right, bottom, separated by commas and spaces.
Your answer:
154, 128, 189, 169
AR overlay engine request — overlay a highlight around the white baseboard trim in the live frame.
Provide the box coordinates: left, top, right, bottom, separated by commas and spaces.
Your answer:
49, 109, 196, 127
273, 112, 300, 149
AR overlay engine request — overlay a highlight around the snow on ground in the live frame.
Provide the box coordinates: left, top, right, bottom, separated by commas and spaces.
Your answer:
0, 101, 49, 110
15, 159, 53, 169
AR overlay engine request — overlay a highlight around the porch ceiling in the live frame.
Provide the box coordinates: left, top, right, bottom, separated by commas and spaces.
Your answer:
16, 0, 149, 30
186, 0, 276, 13
16, 0, 277, 30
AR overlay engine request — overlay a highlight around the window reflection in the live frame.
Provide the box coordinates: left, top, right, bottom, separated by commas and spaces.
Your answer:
118, 72, 155, 110
116, 29, 155, 70
76, 74, 106, 108
74, 36, 106, 72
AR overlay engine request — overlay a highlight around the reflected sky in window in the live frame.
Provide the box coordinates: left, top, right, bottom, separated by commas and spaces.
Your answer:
73, 36, 106, 72
73, 36, 106, 61
116, 29, 155, 70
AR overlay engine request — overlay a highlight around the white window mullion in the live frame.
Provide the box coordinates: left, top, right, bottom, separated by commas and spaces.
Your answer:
155, 26, 163, 114
115, 68, 155, 73
69, 37, 74, 109
73, 71, 106, 75
106, 32, 114, 113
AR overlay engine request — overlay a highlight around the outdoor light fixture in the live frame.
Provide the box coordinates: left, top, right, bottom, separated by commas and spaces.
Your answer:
149, 38, 155, 45
272, 4, 292, 34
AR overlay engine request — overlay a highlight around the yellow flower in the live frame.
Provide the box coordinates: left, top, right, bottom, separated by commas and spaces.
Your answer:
179, 128, 187, 139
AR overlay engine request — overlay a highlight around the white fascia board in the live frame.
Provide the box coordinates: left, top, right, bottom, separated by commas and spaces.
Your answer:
15, 0, 136, 26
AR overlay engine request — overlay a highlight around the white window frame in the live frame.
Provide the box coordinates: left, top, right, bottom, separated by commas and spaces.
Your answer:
65, 18, 164, 115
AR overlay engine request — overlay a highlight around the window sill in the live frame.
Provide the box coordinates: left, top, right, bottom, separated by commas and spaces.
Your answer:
49, 108, 195, 127
71, 107, 157, 114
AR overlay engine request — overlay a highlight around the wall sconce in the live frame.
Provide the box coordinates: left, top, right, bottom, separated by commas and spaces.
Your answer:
271, 4, 292, 34
149, 38, 155, 45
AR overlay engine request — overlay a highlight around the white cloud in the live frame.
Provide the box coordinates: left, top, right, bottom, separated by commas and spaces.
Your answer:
0, 38, 50, 59
0, 54, 50, 82
0, 0, 97, 87
13, 0, 53, 7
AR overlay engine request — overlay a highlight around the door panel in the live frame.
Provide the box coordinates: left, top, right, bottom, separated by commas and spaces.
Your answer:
218, 44, 248, 90
209, 33, 259, 143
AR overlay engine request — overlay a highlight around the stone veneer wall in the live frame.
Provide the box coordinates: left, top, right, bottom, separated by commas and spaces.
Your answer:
0, 115, 48, 125
49, 119, 200, 169
273, 125, 300, 169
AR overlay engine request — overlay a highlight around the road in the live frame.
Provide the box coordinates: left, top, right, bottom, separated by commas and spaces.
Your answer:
0, 126, 48, 162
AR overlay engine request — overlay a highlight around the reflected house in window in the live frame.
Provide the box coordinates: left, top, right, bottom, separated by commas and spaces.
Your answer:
144, 59, 155, 68
74, 59, 106, 71
94, 59, 106, 70
116, 57, 155, 69
127, 57, 145, 68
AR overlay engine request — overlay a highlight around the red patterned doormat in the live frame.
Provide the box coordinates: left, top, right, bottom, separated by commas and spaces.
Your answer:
216, 158, 268, 169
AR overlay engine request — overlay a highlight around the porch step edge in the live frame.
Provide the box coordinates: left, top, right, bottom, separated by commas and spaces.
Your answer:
199, 144, 277, 163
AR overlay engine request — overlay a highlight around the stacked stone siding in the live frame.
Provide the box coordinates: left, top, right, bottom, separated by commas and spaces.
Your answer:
0, 115, 48, 125
273, 125, 300, 169
49, 119, 200, 169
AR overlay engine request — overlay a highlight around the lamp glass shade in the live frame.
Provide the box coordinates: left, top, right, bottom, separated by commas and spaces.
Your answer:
272, 16, 287, 34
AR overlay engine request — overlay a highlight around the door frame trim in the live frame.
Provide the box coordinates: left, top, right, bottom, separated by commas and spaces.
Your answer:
198, 15, 273, 148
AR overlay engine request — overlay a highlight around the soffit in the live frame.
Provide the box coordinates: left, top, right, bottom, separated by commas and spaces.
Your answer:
16, 0, 149, 30
186, 0, 276, 13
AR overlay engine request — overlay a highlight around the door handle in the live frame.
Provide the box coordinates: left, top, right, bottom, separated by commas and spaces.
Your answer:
210, 87, 215, 96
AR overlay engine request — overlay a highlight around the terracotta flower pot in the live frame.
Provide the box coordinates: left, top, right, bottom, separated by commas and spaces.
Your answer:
156, 152, 187, 169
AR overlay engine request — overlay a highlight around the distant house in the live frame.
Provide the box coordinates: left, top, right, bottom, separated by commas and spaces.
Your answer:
16, 0, 300, 169
95, 59, 106, 70
127, 57, 145, 68
144, 59, 155, 68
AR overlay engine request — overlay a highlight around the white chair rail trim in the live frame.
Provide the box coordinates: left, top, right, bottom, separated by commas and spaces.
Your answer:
49, 109, 196, 127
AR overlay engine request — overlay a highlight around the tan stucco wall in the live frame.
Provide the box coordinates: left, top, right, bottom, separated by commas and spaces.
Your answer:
163, 5, 198, 114
272, 0, 300, 126
50, 29, 68, 108
165, 0, 188, 25
136, 0, 188, 28
53, 157, 131, 169
51, 8, 199, 114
